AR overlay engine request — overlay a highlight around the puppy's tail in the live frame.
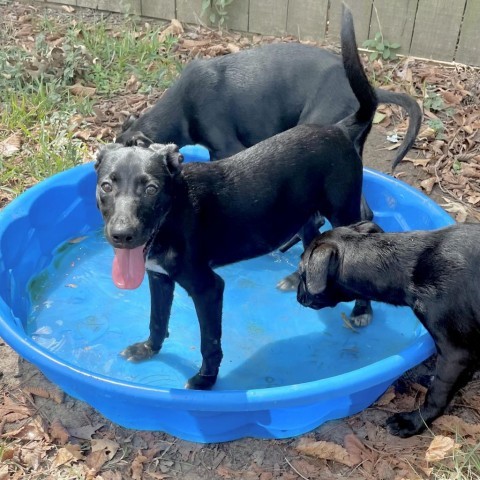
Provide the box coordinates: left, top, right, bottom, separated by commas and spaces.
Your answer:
375, 89, 422, 172
337, 4, 378, 156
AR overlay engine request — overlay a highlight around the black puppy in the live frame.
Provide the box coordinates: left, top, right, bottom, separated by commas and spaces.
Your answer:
95, 6, 377, 390
116, 41, 420, 171
297, 220, 480, 437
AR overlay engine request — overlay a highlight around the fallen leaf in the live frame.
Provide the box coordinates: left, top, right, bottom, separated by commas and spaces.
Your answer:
376, 386, 396, 406
69, 83, 96, 98
50, 419, 70, 445
91, 438, 119, 461
68, 423, 104, 440
296, 438, 355, 466
86, 449, 109, 471
433, 415, 480, 437
373, 111, 386, 124
0, 134, 22, 157
52, 444, 83, 468
425, 435, 458, 462
61, 5, 75, 13
441, 198, 468, 222
159, 19, 183, 42
420, 177, 436, 194
227, 43, 240, 53
131, 453, 148, 480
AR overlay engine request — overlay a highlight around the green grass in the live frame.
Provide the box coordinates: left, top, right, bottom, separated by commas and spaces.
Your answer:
432, 440, 480, 480
0, 13, 180, 205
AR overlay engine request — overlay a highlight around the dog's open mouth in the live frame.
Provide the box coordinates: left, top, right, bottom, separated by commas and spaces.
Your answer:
112, 245, 146, 289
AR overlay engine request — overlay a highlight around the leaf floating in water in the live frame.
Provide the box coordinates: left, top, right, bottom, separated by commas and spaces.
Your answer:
341, 312, 359, 333
68, 236, 87, 244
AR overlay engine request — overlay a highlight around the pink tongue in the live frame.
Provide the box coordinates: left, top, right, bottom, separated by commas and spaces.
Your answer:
112, 245, 146, 289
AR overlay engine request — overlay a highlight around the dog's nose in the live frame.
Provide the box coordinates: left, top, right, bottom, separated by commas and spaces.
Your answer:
110, 226, 135, 246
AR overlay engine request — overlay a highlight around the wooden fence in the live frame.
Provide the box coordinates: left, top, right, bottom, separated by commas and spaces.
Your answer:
44, 0, 480, 66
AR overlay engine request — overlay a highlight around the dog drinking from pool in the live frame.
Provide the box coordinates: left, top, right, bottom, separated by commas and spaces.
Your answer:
297, 220, 480, 437
95, 6, 376, 390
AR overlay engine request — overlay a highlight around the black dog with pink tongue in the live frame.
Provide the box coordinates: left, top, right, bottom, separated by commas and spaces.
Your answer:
94, 6, 377, 390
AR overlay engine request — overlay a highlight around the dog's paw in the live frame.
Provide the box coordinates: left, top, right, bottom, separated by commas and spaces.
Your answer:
276, 271, 300, 292
350, 312, 372, 327
120, 342, 158, 362
185, 373, 218, 390
350, 301, 373, 327
386, 411, 426, 438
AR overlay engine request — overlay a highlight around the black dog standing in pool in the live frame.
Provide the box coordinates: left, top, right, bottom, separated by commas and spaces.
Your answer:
297, 221, 480, 437
95, 6, 377, 390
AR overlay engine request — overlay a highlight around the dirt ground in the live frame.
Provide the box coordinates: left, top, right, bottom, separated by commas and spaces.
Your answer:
1, 2, 480, 480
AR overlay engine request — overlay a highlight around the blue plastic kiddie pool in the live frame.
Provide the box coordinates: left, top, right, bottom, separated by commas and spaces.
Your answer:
0, 145, 454, 442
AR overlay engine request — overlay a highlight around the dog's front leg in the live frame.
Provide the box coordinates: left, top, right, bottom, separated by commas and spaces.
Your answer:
121, 271, 174, 361
182, 269, 225, 390
386, 346, 474, 437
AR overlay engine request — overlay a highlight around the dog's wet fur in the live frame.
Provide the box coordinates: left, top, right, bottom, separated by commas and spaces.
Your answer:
116, 40, 420, 173
297, 220, 480, 437
95, 6, 377, 390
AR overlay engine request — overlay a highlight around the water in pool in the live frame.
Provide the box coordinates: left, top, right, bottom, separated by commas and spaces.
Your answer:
27, 230, 423, 390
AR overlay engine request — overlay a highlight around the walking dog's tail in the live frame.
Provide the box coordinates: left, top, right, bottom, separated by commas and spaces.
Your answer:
337, 5, 378, 156
375, 89, 422, 172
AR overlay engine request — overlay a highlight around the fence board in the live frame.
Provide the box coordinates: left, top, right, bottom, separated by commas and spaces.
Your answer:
49, 0, 76, 5
176, 0, 204, 25
369, 0, 418, 56
249, 0, 288, 36
286, 0, 329, 42
327, 0, 372, 44
77, 0, 97, 8
455, 0, 480, 66
96, 0, 140, 14
225, 0, 249, 32
142, 0, 175, 19
410, 0, 466, 61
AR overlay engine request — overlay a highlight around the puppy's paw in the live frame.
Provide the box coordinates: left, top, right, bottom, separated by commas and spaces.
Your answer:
350, 312, 372, 327
386, 411, 426, 438
350, 301, 373, 327
120, 342, 158, 362
276, 271, 300, 292
185, 373, 218, 390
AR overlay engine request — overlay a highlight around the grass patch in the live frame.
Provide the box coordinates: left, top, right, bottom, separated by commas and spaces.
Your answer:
0, 12, 180, 206
432, 439, 480, 480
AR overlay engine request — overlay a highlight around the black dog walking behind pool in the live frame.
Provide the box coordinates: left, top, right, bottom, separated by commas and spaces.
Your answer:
94, 6, 377, 390
298, 221, 480, 437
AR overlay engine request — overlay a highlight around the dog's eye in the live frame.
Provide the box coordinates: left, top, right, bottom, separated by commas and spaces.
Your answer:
145, 185, 158, 195
101, 182, 112, 193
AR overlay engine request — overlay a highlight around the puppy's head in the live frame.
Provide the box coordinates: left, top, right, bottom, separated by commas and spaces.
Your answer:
297, 236, 346, 310
95, 142, 183, 249
297, 221, 383, 310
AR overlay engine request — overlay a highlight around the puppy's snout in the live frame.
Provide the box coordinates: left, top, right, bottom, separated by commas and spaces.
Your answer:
110, 226, 135, 246
108, 216, 139, 247
297, 282, 311, 307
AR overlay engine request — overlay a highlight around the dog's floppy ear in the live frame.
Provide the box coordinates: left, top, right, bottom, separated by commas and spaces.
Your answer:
304, 243, 338, 295
150, 143, 184, 176
351, 221, 384, 234
124, 132, 153, 148
94, 143, 122, 170
121, 114, 138, 132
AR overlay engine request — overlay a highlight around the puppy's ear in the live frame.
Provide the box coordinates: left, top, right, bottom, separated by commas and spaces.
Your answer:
121, 114, 138, 132
150, 143, 184, 176
351, 221, 384, 234
94, 143, 122, 170
304, 243, 338, 295
124, 132, 153, 148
